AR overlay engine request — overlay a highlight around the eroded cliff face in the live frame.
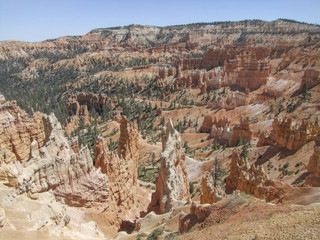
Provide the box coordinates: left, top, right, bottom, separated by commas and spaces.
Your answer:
0, 97, 149, 237
225, 151, 289, 201
258, 118, 320, 151
0, 95, 45, 163
229, 117, 253, 146
148, 119, 190, 214
305, 145, 320, 187
200, 172, 216, 204
200, 114, 252, 147
2, 113, 110, 207
94, 116, 141, 219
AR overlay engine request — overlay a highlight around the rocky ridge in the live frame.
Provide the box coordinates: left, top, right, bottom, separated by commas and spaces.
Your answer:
148, 119, 190, 214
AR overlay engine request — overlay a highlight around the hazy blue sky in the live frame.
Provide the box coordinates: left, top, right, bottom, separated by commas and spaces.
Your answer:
0, 0, 319, 42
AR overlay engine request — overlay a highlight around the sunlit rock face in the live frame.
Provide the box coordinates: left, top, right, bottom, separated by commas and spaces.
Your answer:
148, 119, 190, 214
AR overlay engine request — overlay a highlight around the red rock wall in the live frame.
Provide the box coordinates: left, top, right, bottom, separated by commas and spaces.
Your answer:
305, 145, 320, 187
0, 99, 46, 163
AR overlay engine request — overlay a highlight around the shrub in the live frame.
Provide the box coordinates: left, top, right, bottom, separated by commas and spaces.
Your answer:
189, 182, 195, 194
236, 135, 243, 146
147, 228, 164, 240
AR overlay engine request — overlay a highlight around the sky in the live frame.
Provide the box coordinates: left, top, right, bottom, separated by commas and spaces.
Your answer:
0, 0, 319, 42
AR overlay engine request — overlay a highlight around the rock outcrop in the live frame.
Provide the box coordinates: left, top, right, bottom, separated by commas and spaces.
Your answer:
94, 116, 140, 216
3, 113, 110, 207
66, 92, 113, 116
258, 118, 320, 151
210, 91, 250, 110
305, 145, 320, 187
302, 70, 320, 89
0, 96, 46, 163
200, 172, 216, 204
148, 119, 190, 214
200, 115, 213, 133
229, 117, 253, 146
225, 151, 288, 201
179, 202, 211, 232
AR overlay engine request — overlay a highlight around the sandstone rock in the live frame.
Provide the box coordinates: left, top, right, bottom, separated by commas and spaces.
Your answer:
94, 116, 140, 218
305, 145, 320, 187
0, 94, 5, 104
200, 172, 216, 204
66, 94, 80, 115
200, 115, 212, 133
69, 137, 80, 154
0, 99, 45, 163
259, 118, 320, 151
118, 117, 138, 168
156, 107, 162, 116
30, 140, 40, 159
211, 91, 250, 110
210, 125, 232, 146
159, 66, 177, 79
148, 119, 190, 214
225, 150, 288, 201
179, 202, 211, 232
229, 117, 253, 146
302, 70, 320, 89
4, 113, 110, 207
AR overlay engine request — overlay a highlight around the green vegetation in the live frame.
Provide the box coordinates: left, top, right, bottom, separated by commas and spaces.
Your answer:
189, 182, 195, 194
302, 83, 311, 100
70, 119, 101, 158
236, 135, 243, 146
240, 143, 249, 160
147, 228, 165, 240
212, 157, 228, 186
138, 165, 159, 183
225, 194, 246, 207
279, 162, 289, 176
270, 103, 274, 112
136, 233, 147, 240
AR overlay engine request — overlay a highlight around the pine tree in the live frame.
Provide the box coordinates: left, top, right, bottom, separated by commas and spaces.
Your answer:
302, 83, 311, 99
236, 135, 243, 146
240, 143, 249, 160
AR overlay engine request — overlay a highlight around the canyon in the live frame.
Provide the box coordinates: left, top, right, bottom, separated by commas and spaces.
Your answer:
0, 19, 320, 239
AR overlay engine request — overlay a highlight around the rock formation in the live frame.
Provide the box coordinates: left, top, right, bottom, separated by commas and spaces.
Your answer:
302, 70, 320, 89
64, 92, 114, 133
118, 116, 139, 178
210, 91, 250, 110
3, 113, 110, 207
225, 151, 288, 201
258, 118, 320, 151
305, 145, 320, 187
229, 117, 253, 146
148, 119, 190, 214
200, 172, 216, 204
0, 96, 46, 163
179, 202, 211, 232
200, 115, 213, 133
94, 116, 140, 216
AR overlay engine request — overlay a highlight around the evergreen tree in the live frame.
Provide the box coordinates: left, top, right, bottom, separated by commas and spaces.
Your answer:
240, 143, 249, 160
236, 135, 243, 146
302, 83, 311, 99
